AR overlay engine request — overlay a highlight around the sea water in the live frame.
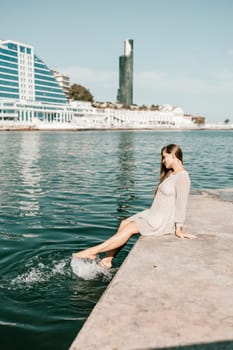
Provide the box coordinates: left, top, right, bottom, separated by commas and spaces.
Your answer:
0, 130, 232, 350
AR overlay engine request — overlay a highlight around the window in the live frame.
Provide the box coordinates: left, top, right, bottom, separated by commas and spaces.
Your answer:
0, 47, 18, 57
0, 73, 18, 81
0, 54, 17, 62
0, 60, 18, 69
7, 43, 17, 51
0, 85, 19, 93
0, 66, 17, 74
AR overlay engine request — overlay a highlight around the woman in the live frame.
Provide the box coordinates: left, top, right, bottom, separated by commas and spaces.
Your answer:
73, 144, 196, 268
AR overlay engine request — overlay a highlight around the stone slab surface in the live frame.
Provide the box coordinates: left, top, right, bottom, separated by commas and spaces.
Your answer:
69, 194, 233, 350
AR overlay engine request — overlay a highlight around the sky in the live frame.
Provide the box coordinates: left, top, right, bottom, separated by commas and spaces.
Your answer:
1, 0, 233, 123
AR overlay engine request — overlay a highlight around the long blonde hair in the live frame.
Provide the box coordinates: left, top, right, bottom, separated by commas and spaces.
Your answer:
154, 144, 183, 195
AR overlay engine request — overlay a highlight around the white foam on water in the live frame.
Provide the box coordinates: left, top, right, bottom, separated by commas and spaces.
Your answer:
22, 234, 39, 238
0, 321, 17, 327
71, 257, 112, 280
11, 265, 45, 285
51, 260, 66, 275
10, 259, 68, 288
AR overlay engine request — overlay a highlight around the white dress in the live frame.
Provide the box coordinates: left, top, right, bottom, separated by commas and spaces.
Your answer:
127, 170, 190, 236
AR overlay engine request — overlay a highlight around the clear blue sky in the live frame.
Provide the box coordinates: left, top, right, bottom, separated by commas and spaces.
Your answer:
1, 0, 233, 122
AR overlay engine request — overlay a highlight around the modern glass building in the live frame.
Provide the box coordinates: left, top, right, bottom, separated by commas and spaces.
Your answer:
0, 39, 67, 104
117, 39, 133, 106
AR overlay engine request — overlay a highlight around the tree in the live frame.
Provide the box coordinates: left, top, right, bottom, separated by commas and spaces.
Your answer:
68, 83, 94, 102
224, 118, 230, 124
150, 104, 160, 111
139, 104, 148, 111
191, 116, 205, 125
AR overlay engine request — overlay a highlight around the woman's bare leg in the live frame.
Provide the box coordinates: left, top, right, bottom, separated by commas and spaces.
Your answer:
73, 219, 130, 263
101, 221, 139, 267
98, 221, 129, 268
99, 247, 123, 268
73, 221, 138, 261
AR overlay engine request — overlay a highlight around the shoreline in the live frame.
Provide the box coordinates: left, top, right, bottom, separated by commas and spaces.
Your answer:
0, 125, 232, 132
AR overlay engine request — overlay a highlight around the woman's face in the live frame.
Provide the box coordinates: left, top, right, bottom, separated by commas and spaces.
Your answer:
162, 151, 175, 169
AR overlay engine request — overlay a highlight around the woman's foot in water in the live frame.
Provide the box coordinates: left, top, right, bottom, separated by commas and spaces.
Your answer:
98, 257, 113, 269
72, 248, 96, 261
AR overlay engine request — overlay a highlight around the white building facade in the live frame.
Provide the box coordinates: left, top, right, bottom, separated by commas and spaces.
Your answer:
0, 39, 196, 130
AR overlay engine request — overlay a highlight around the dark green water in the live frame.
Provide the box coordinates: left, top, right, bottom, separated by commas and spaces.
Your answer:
0, 130, 232, 350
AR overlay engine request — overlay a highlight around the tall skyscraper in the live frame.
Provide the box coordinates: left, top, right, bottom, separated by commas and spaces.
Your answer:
117, 39, 133, 106
0, 39, 67, 104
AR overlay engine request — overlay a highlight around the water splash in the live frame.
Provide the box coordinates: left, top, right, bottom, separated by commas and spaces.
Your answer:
9, 259, 68, 289
70, 257, 113, 281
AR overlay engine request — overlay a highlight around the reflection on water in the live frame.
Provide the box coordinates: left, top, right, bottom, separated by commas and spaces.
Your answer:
0, 130, 232, 350
18, 133, 42, 216
116, 132, 137, 218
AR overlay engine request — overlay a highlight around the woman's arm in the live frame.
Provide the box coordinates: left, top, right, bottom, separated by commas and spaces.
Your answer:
175, 173, 196, 239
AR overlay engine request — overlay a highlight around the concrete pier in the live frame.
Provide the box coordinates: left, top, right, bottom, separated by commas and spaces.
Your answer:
69, 192, 233, 350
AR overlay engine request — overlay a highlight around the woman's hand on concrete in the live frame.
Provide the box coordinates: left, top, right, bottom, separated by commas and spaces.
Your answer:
175, 227, 196, 239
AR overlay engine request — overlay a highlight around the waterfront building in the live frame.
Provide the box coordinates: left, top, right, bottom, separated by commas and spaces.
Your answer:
117, 39, 133, 106
0, 39, 67, 104
0, 39, 196, 130
52, 70, 70, 97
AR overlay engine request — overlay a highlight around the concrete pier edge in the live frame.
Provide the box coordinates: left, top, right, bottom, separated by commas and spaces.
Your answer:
69, 192, 233, 350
